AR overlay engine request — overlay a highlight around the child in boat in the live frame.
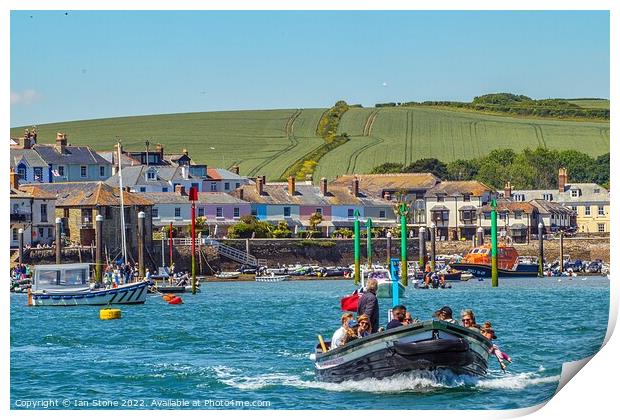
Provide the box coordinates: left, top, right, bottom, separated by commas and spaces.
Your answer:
481, 321, 512, 371
330, 312, 354, 349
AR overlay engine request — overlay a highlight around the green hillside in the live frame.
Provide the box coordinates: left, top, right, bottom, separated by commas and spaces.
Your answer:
11, 105, 609, 181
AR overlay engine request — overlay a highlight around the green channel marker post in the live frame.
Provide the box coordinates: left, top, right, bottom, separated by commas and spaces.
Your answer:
491, 198, 498, 287
538, 223, 544, 276
354, 210, 361, 285
366, 218, 373, 269
400, 203, 408, 287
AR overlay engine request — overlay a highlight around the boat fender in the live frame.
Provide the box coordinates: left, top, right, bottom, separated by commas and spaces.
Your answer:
394, 338, 469, 356
169, 296, 183, 305
100, 308, 121, 320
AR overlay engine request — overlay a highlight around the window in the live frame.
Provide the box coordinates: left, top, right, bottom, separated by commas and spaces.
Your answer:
162, 187, 168, 192
210, 182, 217, 192
431, 210, 449, 223
224, 182, 230, 190
437, 195, 445, 202
571, 206, 577, 212
499, 212, 507, 220
58, 166, 65, 176
571, 189, 578, 198
543, 193, 553, 201
347, 209, 355, 219
463, 194, 471, 202
12, 229, 17, 241
379, 210, 386, 219
152, 208, 159, 218
100, 166, 106, 177
139, 187, 146, 192
48, 227, 53, 237
598, 223, 605, 233
174, 207, 181, 218
80, 166, 87, 178
147, 170, 156, 180
514, 211, 523, 219
39, 228, 44, 238
18, 167, 26, 180
594, 188, 600, 193
234, 207, 240, 218
460, 210, 476, 223
315, 208, 323, 215
41, 203, 48, 222
598, 206, 605, 216
514, 194, 525, 202
236, 183, 241, 189
34, 167, 43, 182
283, 207, 291, 217
585, 206, 591, 216
198, 207, 204, 217
216, 207, 223, 218
251, 208, 257, 216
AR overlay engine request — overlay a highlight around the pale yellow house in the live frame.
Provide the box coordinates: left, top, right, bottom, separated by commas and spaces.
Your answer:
508, 168, 610, 233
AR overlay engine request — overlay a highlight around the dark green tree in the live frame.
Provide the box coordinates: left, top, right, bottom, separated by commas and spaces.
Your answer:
403, 158, 448, 179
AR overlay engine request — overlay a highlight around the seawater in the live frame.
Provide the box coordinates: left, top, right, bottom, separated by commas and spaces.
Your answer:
10, 276, 609, 410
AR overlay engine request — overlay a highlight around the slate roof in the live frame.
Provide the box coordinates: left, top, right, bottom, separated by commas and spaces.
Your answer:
511, 184, 609, 204
33, 144, 110, 165
10, 149, 48, 168
209, 168, 248, 181
105, 165, 202, 188
330, 173, 440, 197
26, 182, 153, 207
478, 199, 536, 214
18, 185, 57, 200
137, 192, 249, 205
530, 199, 576, 216
233, 182, 391, 207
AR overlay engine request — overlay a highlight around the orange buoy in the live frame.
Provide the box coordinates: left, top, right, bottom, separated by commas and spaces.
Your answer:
162, 294, 175, 302
168, 296, 183, 305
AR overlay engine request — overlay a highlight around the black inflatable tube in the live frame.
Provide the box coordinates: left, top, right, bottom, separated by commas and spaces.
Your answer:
393, 338, 469, 356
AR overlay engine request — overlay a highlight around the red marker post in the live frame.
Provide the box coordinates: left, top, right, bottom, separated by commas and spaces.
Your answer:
189, 186, 199, 295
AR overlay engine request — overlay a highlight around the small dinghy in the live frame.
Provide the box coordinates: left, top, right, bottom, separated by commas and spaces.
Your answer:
215, 271, 241, 279
255, 273, 289, 282
314, 320, 491, 382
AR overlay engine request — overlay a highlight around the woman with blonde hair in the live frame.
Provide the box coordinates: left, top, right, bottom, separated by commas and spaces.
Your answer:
460, 309, 481, 330
357, 314, 371, 338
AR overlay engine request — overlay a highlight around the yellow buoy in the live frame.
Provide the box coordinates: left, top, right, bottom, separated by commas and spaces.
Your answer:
100, 308, 121, 320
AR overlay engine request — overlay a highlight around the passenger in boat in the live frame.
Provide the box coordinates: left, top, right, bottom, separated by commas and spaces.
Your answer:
403, 312, 419, 325
357, 278, 380, 333
460, 309, 481, 330
330, 312, 354, 349
480, 322, 512, 372
386, 305, 408, 330
357, 314, 371, 338
342, 319, 360, 345
433, 306, 458, 324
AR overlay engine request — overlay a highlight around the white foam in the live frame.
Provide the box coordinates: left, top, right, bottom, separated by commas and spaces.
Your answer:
210, 366, 560, 393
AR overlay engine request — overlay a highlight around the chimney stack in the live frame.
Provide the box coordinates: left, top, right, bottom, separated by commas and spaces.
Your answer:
175, 185, 186, 195
558, 167, 568, 193
256, 177, 264, 195
239, 188, 244, 201
504, 181, 512, 199
181, 166, 188, 180
352, 177, 359, 197
10, 171, 20, 189
55, 132, 67, 154
182, 148, 188, 156
288, 176, 296, 195
156, 143, 164, 160
261, 175, 266, 186
231, 165, 240, 175
320, 177, 328, 196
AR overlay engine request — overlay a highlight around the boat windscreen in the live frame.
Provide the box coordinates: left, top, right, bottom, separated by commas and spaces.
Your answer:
35, 269, 60, 288
369, 271, 389, 280
60, 268, 88, 286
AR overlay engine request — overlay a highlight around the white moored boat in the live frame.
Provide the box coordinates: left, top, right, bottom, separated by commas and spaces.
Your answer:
361, 268, 405, 298
255, 273, 289, 282
30, 263, 149, 306
215, 271, 241, 279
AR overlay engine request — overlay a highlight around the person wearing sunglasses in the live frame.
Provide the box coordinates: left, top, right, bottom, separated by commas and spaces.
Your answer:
386, 305, 408, 330
460, 309, 481, 331
357, 314, 372, 338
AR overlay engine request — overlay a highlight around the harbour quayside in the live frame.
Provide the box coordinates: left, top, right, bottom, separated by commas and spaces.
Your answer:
314, 320, 491, 382
29, 263, 150, 306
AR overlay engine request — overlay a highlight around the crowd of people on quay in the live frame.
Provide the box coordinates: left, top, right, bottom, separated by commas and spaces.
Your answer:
330, 278, 512, 370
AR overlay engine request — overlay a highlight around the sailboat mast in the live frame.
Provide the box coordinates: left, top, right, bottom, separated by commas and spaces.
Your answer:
117, 142, 128, 264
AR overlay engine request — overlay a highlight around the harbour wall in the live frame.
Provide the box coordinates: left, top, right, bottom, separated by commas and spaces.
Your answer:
17, 237, 609, 272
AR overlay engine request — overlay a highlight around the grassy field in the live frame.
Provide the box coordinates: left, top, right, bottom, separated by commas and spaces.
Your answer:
567, 99, 610, 109
12, 105, 609, 182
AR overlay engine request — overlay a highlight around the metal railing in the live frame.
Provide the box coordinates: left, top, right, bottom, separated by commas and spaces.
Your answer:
166, 237, 258, 266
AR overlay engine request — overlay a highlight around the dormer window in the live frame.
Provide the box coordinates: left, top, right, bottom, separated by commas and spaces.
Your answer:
543, 193, 553, 201
570, 189, 579, 198
463, 194, 471, 202
146, 169, 156, 180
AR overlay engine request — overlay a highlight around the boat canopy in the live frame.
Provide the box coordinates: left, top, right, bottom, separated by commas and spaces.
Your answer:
33, 263, 91, 291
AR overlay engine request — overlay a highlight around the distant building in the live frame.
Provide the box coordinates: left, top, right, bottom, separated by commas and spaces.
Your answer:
232, 175, 396, 235
509, 168, 609, 233
10, 148, 52, 183
10, 172, 57, 247
105, 165, 207, 193
424, 181, 494, 241
478, 199, 538, 243
30, 182, 154, 255
205, 166, 252, 193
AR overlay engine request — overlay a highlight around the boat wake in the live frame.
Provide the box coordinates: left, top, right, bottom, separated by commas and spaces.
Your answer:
210, 365, 560, 393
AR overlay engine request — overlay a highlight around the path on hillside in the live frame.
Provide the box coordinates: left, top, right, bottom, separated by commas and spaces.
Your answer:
247, 109, 302, 177
345, 135, 385, 174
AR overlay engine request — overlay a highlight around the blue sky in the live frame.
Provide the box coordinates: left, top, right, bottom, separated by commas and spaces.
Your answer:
10, 10, 609, 127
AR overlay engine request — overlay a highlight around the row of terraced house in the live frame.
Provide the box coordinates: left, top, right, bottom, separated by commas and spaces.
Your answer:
10, 130, 610, 251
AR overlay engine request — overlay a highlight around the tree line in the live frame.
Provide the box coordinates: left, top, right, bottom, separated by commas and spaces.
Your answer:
371, 148, 610, 190
376, 92, 609, 120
